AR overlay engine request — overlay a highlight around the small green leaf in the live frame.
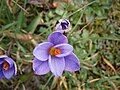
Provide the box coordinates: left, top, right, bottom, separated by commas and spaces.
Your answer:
27, 14, 42, 34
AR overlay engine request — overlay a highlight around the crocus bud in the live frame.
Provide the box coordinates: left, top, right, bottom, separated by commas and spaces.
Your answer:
55, 19, 71, 33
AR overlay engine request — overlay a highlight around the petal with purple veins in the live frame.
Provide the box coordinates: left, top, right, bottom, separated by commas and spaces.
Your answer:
33, 42, 53, 61
4, 57, 14, 68
48, 32, 68, 45
55, 23, 63, 32
64, 53, 80, 72
33, 58, 50, 75
54, 44, 73, 57
2, 66, 15, 79
48, 55, 65, 77
61, 22, 68, 30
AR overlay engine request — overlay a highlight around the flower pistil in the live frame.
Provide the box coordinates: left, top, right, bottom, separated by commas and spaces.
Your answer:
49, 47, 61, 56
3, 61, 9, 71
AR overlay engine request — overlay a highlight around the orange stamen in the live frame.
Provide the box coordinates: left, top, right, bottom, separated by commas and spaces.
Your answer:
49, 47, 61, 56
3, 61, 9, 71
54, 48, 61, 55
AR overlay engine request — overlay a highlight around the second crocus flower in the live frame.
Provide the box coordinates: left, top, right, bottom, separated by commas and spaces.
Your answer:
0, 55, 17, 79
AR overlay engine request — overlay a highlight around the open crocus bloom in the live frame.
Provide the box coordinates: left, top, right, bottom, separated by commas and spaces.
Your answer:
0, 55, 17, 79
33, 32, 80, 77
55, 19, 71, 33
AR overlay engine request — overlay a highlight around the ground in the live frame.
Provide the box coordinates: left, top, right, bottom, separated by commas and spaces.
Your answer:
0, 0, 120, 90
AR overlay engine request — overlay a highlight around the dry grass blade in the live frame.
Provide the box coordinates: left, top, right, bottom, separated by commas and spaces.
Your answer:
3, 31, 38, 45
4, 31, 33, 41
81, 78, 100, 87
110, 81, 118, 90
102, 56, 117, 74
60, 76, 68, 90
50, 77, 59, 90
12, 0, 28, 14
3, 31, 42, 41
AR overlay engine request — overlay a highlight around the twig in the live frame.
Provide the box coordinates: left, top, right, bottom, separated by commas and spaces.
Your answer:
67, 1, 96, 17
12, 0, 28, 14
78, 22, 91, 34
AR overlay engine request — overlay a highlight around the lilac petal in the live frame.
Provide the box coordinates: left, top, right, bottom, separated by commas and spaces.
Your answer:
3, 66, 15, 79
0, 65, 3, 79
48, 55, 65, 77
33, 58, 50, 75
0, 58, 4, 64
33, 42, 53, 61
54, 44, 73, 57
0, 72, 3, 79
55, 23, 63, 32
48, 32, 68, 45
0, 55, 8, 59
13, 62, 17, 75
65, 53, 80, 72
0, 55, 8, 64
4, 57, 14, 68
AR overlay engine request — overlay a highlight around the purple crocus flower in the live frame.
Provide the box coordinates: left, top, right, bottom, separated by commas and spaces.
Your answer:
33, 32, 80, 77
55, 19, 71, 33
0, 55, 17, 79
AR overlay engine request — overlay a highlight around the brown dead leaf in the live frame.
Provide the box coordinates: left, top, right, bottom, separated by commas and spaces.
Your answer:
6, 0, 13, 13
51, 2, 59, 8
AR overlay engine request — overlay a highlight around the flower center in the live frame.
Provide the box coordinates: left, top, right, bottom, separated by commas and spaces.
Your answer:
3, 61, 9, 71
49, 47, 61, 56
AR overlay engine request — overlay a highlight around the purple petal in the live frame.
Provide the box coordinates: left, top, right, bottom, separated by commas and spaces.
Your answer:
0, 58, 4, 64
65, 53, 80, 72
55, 23, 63, 31
54, 44, 73, 57
0, 55, 8, 59
48, 55, 65, 77
0, 65, 3, 79
33, 42, 53, 61
33, 58, 50, 75
0, 55, 8, 64
4, 57, 14, 68
48, 32, 68, 45
3, 66, 15, 79
0, 72, 3, 79
13, 62, 17, 75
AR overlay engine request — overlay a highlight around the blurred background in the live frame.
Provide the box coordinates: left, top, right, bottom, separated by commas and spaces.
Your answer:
0, 0, 120, 90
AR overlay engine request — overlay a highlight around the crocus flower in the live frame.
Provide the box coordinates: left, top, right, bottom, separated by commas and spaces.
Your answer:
55, 19, 71, 33
0, 55, 17, 79
33, 32, 80, 77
